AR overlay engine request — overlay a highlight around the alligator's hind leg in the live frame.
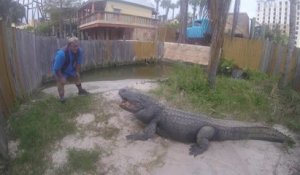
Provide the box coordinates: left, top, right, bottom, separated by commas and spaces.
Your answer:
189, 126, 216, 156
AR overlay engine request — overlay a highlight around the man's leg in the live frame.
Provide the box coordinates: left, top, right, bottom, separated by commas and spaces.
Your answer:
56, 76, 67, 102
71, 73, 88, 95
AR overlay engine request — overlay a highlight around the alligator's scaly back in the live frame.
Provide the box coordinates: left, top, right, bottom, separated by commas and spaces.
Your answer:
119, 88, 295, 156
215, 126, 291, 143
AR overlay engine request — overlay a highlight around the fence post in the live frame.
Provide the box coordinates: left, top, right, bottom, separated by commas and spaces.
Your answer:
260, 40, 272, 72
273, 44, 284, 76
0, 111, 8, 173
293, 49, 300, 90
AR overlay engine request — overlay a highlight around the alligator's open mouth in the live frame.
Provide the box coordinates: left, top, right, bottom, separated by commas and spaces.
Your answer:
119, 98, 140, 112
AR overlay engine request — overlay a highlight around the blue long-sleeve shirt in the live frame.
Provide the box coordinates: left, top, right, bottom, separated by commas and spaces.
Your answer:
52, 47, 83, 77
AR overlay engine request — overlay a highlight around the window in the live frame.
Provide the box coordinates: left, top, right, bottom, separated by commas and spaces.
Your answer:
194, 21, 202, 26
113, 8, 121, 14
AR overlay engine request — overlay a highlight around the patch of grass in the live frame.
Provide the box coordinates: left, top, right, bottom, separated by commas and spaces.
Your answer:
153, 63, 300, 131
68, 149, 99, 171
100, 126, 120, 140
8, 94, 92, 175
56, 149, 100, 175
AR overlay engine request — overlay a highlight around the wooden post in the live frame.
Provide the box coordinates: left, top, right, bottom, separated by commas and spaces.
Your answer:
260, 40, 272, 72
293, 49, 300, 90
273, 44, 284, 76
0, 112, 8, 173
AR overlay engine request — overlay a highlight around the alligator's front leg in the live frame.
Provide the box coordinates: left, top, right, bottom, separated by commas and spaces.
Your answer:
189, 126, 216, 157
126, 121, 157, 141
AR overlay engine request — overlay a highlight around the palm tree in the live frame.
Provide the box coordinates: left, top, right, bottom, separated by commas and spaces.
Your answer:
160, 0, 172, 21
282, 0, 297, 86
189, 0, 200, 20
231, 0, 240, 37
0, 0, 25, 25
207, 0, 232, 88
154, 0, 161, 19
170, 2, 178, 19
198, 0, 208, 19
177, 0, 189, 43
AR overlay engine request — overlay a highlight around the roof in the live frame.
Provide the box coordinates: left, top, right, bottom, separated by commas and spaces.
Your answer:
82, 0, 154, 10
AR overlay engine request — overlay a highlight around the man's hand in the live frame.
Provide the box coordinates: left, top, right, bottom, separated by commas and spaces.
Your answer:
76, 72, 80, 78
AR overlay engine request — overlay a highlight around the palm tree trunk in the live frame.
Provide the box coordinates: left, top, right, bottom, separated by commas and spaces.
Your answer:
231, 0, 240, 37
193, 5, 196, 20
282, 0, 297, 87
156, 1, 159, 19
177, 0, 188, 43
59, 0, 63, 38
208, 0, 231, 89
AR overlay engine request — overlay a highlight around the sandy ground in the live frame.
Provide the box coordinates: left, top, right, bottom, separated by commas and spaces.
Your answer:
36, 79, 300, 175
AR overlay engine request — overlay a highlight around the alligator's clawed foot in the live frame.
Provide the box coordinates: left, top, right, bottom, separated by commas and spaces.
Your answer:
126, 134, 138, 140
189, 144, 206, 157
126, 134, 148, 141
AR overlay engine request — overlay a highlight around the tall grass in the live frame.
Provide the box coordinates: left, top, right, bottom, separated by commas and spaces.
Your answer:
153, 63, 300, 131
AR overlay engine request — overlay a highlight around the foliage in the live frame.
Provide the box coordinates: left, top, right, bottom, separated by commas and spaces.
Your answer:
189, 0, 200, 19
169, 2, 179, 19
265, 25, 289, 45
160, 0, 171, 21
0, 0, 25, 24
153, 63, 300, 131
44, 0, 81, 37
217, 58, 236, 76
35, 22, 53, 35
23, 25, 34, 32
8, 94, 92, 175
198, 0, 208, 19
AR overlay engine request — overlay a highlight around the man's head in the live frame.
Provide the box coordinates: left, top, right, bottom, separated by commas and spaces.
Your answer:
67, 37, 79, 54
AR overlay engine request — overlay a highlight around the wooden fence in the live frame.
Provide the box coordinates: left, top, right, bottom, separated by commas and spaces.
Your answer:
223, 36, 300, 90
0, 21, 163, 116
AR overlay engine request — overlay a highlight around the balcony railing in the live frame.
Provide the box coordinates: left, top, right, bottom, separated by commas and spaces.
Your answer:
79, 11, 158, 29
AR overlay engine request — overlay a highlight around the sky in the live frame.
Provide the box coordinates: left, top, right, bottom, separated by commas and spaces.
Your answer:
153, 0, 258, 19
236, 0, 257, 18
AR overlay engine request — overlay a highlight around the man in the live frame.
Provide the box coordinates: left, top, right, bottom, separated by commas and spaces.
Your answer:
52, 37, 88, 103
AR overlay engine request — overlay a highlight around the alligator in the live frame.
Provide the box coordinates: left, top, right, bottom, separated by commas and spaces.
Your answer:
118, 88, 294, 156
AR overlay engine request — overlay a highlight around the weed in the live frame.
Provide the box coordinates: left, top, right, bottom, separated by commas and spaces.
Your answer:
55, 149, 100, 175
8, 94, 92, 175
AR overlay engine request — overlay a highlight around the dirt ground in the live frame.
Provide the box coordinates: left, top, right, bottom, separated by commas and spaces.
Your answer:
35, 79, 300, 175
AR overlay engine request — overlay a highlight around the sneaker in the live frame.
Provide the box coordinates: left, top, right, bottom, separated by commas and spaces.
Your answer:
78, 89, 89, 95
59, 97, 66, 104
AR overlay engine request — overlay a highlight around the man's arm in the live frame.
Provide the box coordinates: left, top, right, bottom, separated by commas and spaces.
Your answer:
53, 50, 65, 78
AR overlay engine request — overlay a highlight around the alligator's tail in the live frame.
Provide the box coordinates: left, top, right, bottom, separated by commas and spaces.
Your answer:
215, 126, 294, 144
